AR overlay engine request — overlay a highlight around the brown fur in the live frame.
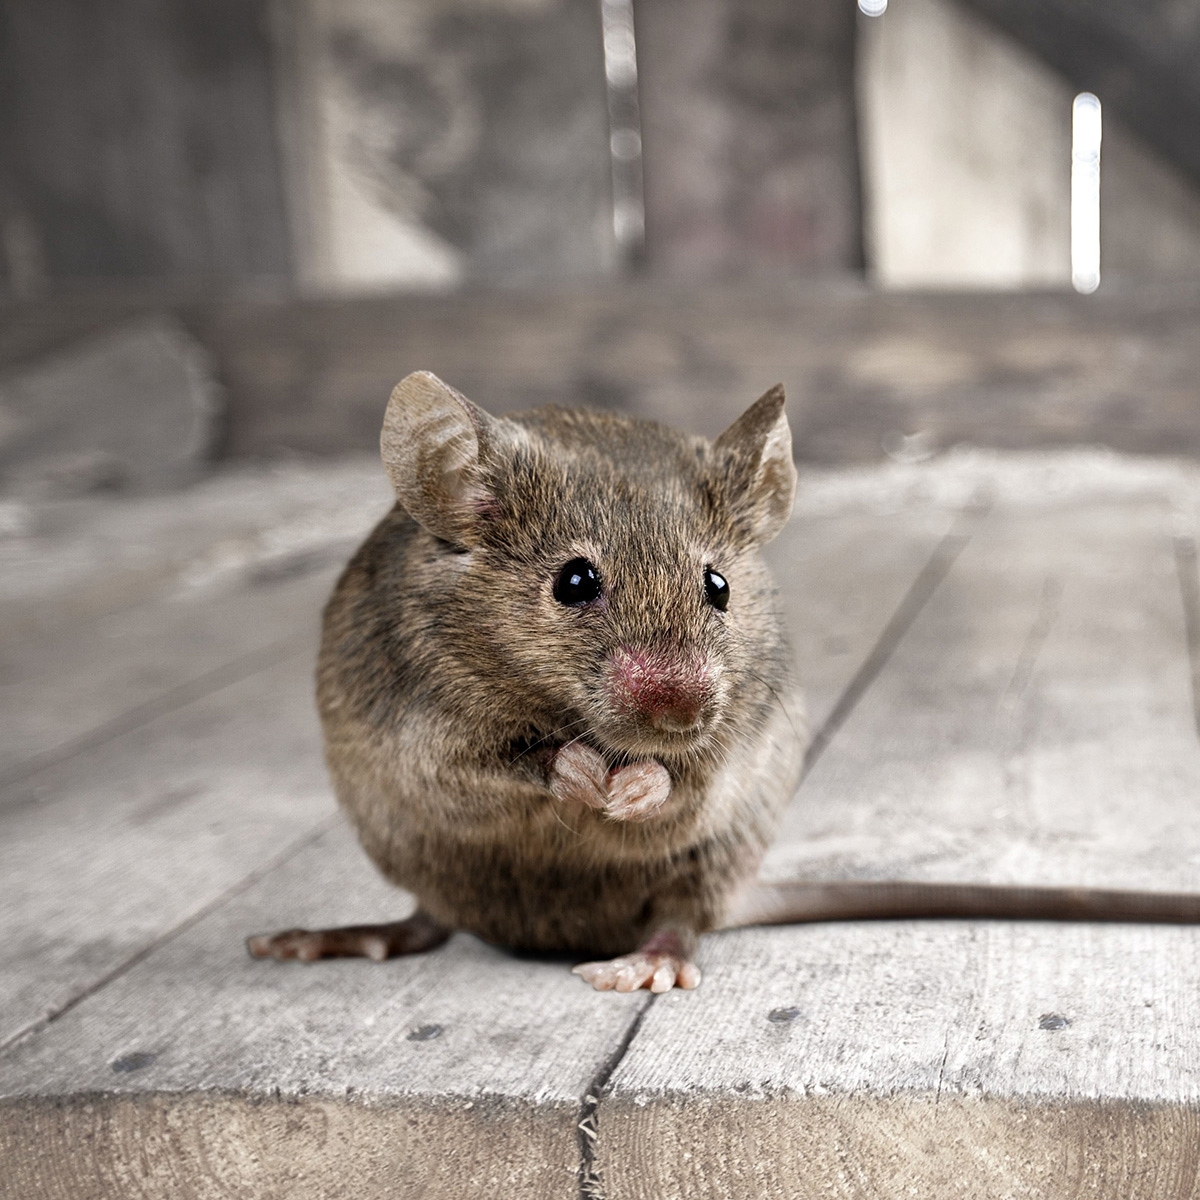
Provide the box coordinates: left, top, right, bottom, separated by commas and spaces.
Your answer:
253, 372, 1200, 985
316, 374, 806, 958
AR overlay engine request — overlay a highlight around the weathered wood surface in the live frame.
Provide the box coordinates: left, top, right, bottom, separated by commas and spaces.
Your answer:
184, 281, 1200, 465
0, 825, 649, 1200
0, 463, 392, 1045
0, 459, 389, 784
8, 455, 1200, 1196
765, 505, 957, 730
0, 463, 949, 1198
4, 283, 1200, 466
599, 494, 1200, 1198
0, 652, 336, 1052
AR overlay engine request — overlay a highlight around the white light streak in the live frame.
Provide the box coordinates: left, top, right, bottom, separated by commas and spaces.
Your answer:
599, 0, 645, 260
600, 0, 638, 88
1071, 92, 1102, 294
859, 0, 888, 16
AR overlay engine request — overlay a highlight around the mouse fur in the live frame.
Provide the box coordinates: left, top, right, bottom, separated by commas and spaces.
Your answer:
250, 371, 1200, 988
311, 372, 806, 973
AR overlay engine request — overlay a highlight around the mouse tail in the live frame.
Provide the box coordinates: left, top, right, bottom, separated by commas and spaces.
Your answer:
724, 880, 1200, 928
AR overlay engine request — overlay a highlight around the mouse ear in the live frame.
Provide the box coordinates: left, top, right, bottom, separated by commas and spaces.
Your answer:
381, 371, 520, 547
711, 383, 797, 545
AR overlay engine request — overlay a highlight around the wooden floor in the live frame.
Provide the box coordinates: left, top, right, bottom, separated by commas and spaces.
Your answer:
4, 450, 1200, 1198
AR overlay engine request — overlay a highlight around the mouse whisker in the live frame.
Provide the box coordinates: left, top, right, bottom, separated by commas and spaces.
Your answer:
546, 796, 584, 838
508, 716, 592, 765
727, 667, 806, 749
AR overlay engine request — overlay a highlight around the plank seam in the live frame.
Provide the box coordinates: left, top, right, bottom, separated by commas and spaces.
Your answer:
0, 635, 310, 804
802, 523, 974, 773
0, 812, 341, 1056
578, 994, 653, 1200
1174, 536, 1200, 741
1001, 575, 1062, 710
574, 516, 977, 1192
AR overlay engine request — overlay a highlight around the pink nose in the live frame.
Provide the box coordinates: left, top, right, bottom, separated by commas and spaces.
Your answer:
606, 646, 711, 731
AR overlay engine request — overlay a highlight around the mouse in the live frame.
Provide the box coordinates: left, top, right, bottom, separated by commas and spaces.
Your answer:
248, 371, 1200, 993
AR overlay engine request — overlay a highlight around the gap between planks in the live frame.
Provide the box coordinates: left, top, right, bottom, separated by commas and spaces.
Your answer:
1172, 536, 1200, 742
577, 515, 978, 1196
578, 996, 653, 1200
0, 636, 308, 799
802, 524, 973, 773
0, 501, 971, 1197
0, 814, 341, 1056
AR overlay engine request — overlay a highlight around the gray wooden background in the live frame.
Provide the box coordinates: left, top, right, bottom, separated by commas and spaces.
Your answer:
3, 0, 1197, 295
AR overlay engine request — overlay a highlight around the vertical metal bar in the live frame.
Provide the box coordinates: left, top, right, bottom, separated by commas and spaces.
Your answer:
1071, 92, 1102, 294
599, 0, 646, 269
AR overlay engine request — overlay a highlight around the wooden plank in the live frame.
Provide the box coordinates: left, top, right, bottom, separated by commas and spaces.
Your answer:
596, 497, 1200, 1198
5, 286, 1200, 465
0, 650, 333, 1051
0, 460, 389, 785
0, 501, 948, 1196
0, 458, 386, 620
0, 564, 337, 789
0, 824, 649, 1200
770, 499, 1200, 887
181, 283, 1200, 464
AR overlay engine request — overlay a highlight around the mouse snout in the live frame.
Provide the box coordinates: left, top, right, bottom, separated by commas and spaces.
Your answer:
605, 645, 714, 732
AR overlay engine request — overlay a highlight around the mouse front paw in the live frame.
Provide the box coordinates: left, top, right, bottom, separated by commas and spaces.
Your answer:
604, 760, 671, 822
550, 745, 671, 822
549, 742, 610, 811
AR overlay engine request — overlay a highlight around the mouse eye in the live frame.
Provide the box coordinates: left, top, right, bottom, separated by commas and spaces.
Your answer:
704, 567, 729, 612
554, 558, 602, 605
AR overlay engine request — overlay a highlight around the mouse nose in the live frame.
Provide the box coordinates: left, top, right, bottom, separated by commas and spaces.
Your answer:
606, 645, 712, 732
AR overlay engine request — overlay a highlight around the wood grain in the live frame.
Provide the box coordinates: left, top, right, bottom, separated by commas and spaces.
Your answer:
766, 505, 957, 730
0, 0, 291, 287
4, 283, 1200, 467
0, 825, 647, 1200
0, 459, 389, 784
598, 497, 1200, 1198
0, 479, 948, 1196
0, 651, 333, 1051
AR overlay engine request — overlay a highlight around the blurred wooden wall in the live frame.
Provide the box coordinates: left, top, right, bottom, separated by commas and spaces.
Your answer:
0, 0, 864, 295
3, 0, 1200, 297
0, 0, 292, 293
635, 0, 863, 277
958, 0, 1200, 191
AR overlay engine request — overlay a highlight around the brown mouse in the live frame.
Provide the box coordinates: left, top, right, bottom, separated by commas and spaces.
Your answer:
249, 372, 1200, 992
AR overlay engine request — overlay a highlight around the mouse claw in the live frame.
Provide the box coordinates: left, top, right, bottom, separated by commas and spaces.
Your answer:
551, 746, 672, 821
246, 913, 449, 962
572, 950, 701, 993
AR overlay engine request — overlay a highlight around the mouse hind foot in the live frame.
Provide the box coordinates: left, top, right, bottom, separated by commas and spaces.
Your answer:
247, 910, 449, 963
572, 926, 701, 993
